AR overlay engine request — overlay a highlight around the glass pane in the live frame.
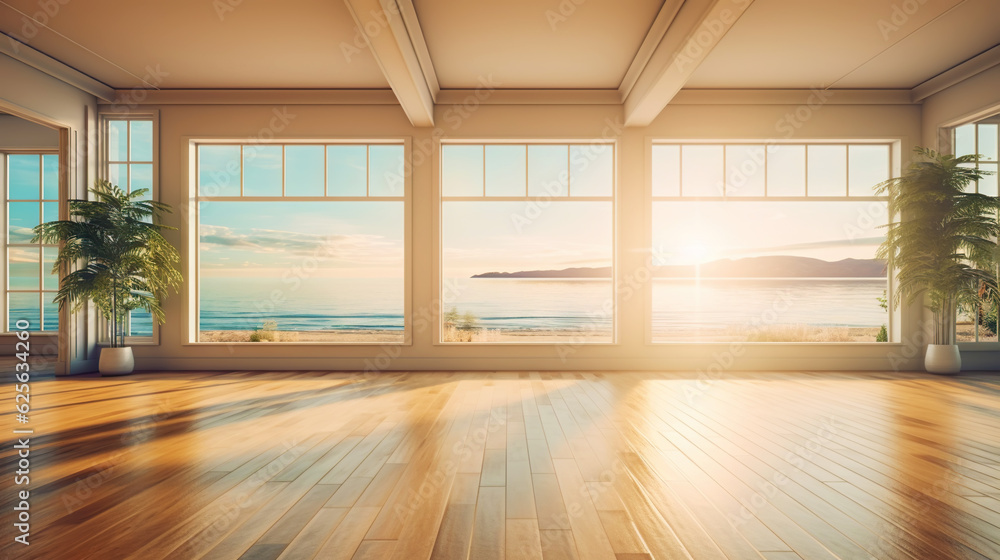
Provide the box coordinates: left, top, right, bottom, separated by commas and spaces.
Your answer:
570, 144, 613, 197
8, 202, 39, 243
198, 201, 404, 342
43, 246, 59, 290
43, 201, 58, 225
978, 124, 997, 161
327, 145, 367, 196
441, 200, 613, 342
681, 145, 724, 197
8, 155, 39, 199
8, 293, 40, 331
198, 145, 241, 196
808, 145, 847, 196
243, 145, 282, 196
767, 145, 805, 196
442, 145, 483, 197
369, 145, 404, 197
129, 309, 153, 337
528, 145, 569, 197
725, 145, 766, 197
978, 163, 998, 197
130, 164, 153, 196
849, 145, 890, 196
8, 247, 39, 290
954, 124, 975, 158
42, 154, 59, 200
130, 120, 153, 161
651, 200, 888, 342
485, 145, 526, 197
285, 145, 325, 196
42, 298, 58, 331
107, 120, 129, 161
108, 163, 128, 190
651, 145, 680, 196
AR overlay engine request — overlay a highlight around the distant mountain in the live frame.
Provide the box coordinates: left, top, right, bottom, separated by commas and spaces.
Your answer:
472, 267, 612, 278
471, 256, 887, 279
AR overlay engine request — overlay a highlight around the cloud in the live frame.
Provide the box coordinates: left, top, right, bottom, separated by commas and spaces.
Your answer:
199, 225, 402, 268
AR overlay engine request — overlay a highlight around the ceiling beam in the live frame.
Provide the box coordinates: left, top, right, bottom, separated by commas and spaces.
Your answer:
0, 32, 114, 101
342, 0, 437, 127
910, 44, 1000, 103
623, 0, 754, 127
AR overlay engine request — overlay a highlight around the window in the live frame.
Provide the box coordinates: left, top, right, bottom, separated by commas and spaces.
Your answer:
4, 153, 59, 332
440, 142, 615, 343
650, 142, 892, 343
953, 120, 999, 343
194, 142, 406, 343
102, 115, 156, 338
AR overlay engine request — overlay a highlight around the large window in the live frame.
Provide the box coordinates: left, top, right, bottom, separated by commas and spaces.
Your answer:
103, 115, 155, 337
954, 120, 999, 343
650, 142, 892, 342
194, 142, 406, 343
4, 153, 59, 332
440, 142, 615, 343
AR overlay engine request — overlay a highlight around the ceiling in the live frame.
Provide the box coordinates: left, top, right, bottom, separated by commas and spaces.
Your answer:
0, 0, 998, 124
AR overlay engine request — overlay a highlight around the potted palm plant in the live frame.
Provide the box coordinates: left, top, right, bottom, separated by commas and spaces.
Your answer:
33, 180, 182, 375
877, 147, 1000, 374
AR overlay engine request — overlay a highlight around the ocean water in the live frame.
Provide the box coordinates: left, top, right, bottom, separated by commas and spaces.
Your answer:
198, 276, 886, 334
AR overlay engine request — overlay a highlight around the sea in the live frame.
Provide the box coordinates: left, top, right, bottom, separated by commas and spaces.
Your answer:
196, 276, 887, 333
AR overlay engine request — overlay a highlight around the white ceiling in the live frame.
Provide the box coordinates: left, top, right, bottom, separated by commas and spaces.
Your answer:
0, 0, 389, 88
412, 0, 664, 89
0, 0, 997, 98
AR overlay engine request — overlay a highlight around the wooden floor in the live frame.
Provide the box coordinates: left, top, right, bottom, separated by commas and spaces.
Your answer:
2, 367, 1000, 559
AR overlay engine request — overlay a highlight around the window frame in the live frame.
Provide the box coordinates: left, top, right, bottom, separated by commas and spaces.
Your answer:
645, 138, 900, 345
951, 121, 1000, 347
98, 111, 161, 346
184, 137, 412, 346
3, 150, 61, 333
435, 139, 619, 345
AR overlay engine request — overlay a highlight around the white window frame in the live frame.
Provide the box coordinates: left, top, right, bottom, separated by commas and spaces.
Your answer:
646, 138, 900, 344
185, 138, 412, 346
98, 111, 160, 346
436, 139, 618, 345
2, 150, 60, 333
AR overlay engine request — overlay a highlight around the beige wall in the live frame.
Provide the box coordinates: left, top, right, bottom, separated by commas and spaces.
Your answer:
0, 114, 59, 148
117, 98, 940, 372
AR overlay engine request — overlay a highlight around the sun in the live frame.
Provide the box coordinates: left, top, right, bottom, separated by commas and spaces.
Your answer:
679, 242, 713, 264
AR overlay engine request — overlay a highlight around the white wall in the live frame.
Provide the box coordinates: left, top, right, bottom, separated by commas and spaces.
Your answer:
0, 54, 98, 372
117, 97, 934, 372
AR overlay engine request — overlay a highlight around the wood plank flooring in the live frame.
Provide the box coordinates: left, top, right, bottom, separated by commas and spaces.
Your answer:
2, 367, 1000, 559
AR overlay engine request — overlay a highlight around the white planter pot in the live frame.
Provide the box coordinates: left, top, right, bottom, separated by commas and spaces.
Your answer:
99, 347, 135, 376
925, 344, 961, 375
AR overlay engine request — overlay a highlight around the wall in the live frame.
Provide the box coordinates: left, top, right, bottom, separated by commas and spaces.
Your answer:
0, 54, 98, 372
0, 114, 59, 148
117, 96, 934, 372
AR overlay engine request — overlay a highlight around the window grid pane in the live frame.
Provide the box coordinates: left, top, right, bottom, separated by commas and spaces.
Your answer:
5, 153, 59, 331
195, 142, 406, 344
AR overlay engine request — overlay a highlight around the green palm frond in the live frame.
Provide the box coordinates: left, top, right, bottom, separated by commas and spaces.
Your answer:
31, 180, 183, 347
877, 147, 1000, 344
